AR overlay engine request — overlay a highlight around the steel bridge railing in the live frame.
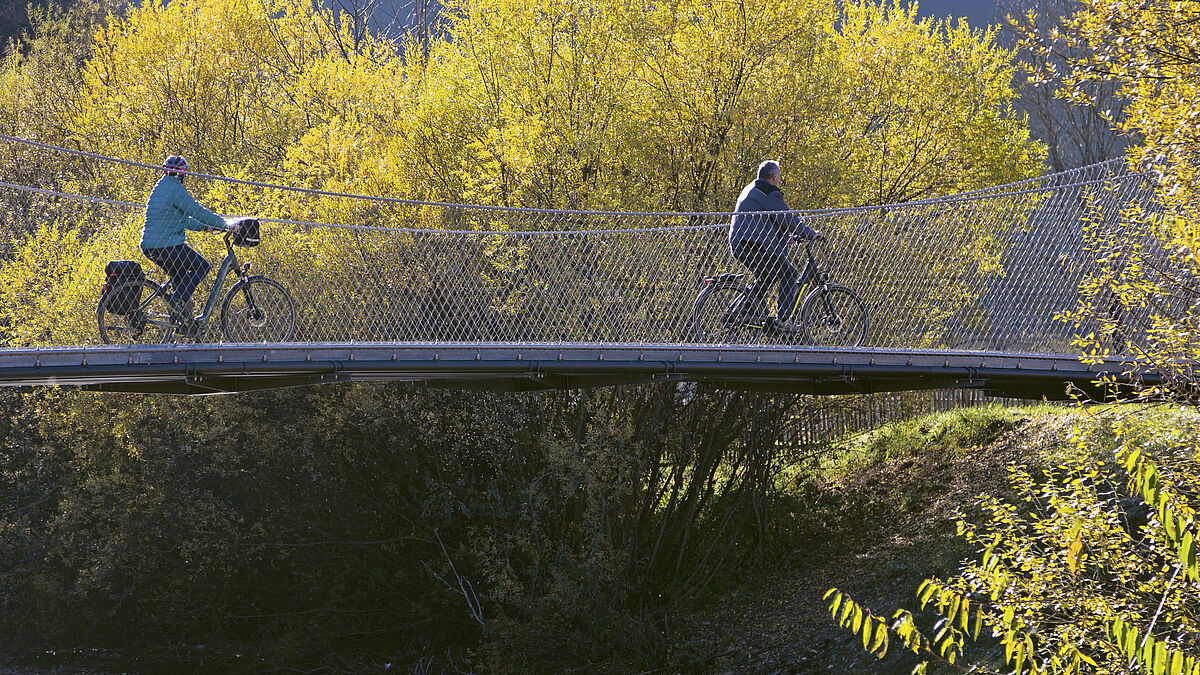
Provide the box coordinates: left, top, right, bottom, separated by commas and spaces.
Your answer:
0, 135, 1167, 354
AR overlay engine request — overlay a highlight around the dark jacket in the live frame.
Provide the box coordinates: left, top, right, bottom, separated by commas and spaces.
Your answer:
729, 179, 818, 254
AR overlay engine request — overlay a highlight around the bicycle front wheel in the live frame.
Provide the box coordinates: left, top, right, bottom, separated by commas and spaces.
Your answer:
97, 279, 179, 345
801, 284, 868, 347
692, 281, 750, 343
220, 276, 296, 342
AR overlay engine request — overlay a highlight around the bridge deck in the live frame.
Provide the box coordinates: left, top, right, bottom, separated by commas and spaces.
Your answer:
0, 343, 1149, 397
0, 143, 1171, 397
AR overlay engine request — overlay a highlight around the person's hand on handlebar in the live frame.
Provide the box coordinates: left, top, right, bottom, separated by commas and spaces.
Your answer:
207, 218, 242, 235
812, 230, 825, 242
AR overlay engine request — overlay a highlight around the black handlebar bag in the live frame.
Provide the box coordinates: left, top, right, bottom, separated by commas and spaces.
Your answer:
101, 260, 144, 314
230, 218, 260, 247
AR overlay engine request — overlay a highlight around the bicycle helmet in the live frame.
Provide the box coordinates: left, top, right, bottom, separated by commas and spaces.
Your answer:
163, 155, 189, 176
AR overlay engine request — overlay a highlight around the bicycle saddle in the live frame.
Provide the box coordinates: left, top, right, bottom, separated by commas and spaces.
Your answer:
705, 273, 746, 283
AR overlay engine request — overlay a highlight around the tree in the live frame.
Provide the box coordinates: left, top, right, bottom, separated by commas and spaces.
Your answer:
999, 0, 1128, 171
0, 0, 1046, 349
828, 2, 1200, 671
827, 410, 1200, 674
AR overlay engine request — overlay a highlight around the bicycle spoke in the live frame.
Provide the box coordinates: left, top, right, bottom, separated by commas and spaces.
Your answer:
220, 277, 296, 342
802, 285, 869, 347
97, 279, 181, 345
693, 283, 751, 344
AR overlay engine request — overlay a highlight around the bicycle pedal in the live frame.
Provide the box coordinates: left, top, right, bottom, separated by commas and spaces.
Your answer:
752, 316, 780, 332
176, 318, 204, 339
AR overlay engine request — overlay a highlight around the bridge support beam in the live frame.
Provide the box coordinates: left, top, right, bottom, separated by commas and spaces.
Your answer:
0, 344, 1158, 399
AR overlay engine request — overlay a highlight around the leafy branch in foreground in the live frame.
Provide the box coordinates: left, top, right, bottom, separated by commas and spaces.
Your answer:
827, 412, 1200, 674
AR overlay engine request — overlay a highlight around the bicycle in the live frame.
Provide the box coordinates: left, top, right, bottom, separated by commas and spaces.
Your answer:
692, 240, 869, 346
97, 221, 297, 344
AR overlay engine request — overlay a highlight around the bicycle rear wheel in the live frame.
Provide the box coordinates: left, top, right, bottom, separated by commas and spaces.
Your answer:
220, 276, 296, 342
692, 281, 751, 343
97, 279, 180, 344
800, 284, 868, 347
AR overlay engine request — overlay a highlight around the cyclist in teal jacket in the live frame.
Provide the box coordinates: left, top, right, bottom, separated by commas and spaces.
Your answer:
141, 155, 238, 320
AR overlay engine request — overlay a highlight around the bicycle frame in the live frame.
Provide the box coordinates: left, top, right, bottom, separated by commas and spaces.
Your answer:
785, 241, 827, 321
193, 237, 246, 322
99, 224, 297, 345
692, 236, 867, 346
145, 232, 246, 324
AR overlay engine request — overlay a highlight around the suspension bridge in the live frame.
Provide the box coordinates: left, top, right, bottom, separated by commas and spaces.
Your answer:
0, 135, 1170, 395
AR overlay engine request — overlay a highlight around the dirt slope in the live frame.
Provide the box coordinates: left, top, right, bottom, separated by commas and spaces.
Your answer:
690, 413, 1070, 674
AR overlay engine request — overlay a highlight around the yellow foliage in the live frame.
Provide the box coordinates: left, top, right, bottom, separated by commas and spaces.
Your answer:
0, 0, 1046, 345
0, 216, 140, 346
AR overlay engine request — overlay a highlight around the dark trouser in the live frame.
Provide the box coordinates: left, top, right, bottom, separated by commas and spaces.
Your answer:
142, 244, 210, 307
731, 240, 813, 321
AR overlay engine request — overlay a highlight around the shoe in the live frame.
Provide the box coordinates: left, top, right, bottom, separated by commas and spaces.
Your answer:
125, 310, 146, 335
746, 315, 778, 331
176, 317, 204, 339
776, 317, 802, 333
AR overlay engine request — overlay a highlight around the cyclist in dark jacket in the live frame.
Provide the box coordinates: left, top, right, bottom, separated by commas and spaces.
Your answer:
729, 160, 823, 324
141, 155, 238, 320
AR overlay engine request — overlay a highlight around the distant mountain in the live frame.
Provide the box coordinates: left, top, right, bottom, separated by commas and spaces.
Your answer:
1, 0, 76, 52
911, 0, 1001, 27
1, 2, 31, 47
2, 0, 1009, 53
325, 0, 439, 38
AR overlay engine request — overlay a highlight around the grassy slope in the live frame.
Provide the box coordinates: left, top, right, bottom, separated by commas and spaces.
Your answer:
686, 404, 1081, 674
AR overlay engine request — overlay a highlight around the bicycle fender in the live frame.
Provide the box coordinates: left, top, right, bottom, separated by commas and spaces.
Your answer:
223, 275, 263, 299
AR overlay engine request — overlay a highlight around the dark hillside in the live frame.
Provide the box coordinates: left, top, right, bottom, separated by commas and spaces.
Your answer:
0, 388, 1078, 673
1, 2, 31, 45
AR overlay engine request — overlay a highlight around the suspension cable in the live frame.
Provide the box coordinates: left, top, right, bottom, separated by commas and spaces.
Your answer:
0, 132, 1141, 219
0, 181, 725, 235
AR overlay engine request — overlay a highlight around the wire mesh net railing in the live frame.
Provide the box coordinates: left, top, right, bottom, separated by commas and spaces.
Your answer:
0, 134, 1166, 352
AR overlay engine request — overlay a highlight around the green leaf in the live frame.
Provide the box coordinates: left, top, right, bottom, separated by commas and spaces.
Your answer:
972, 610, 982, 641
1182, 531, 1198, 582
1170, 649, 1183, 675
934, 618, 950, 643
827, 590, 843, 620
917, 580, 936, 608
1161, 499, 1179, 543
1144, 465, 1161, 504
870, 623, 888, 658
1125, 447, 1142, 473
1123, 622, 1140, 659
1066, 527, 1084, 575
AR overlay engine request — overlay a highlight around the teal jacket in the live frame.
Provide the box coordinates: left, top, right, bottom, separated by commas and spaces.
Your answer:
140, 175, 228, 249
